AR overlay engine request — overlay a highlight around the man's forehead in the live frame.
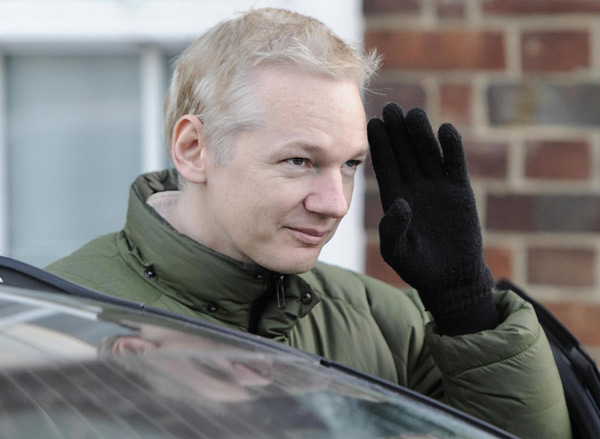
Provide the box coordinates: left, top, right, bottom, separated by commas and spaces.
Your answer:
237, 66, 368, 155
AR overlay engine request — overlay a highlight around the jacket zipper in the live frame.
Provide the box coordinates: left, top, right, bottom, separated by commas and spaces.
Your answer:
248, 273, 286, 334
275, 274, 286, 310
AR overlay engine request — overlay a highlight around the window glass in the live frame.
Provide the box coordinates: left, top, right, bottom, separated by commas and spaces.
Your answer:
6, 55, 141, 267
0, 288, 510, 439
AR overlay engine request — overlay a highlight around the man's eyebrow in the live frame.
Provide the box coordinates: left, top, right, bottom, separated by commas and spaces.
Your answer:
279, 142, 323, 154
281, 142, 369, 158
354, 146, 370, 159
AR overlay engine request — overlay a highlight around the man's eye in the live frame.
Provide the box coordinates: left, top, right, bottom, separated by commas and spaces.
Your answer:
287, 158, 306, 166
344, 160, 361, 169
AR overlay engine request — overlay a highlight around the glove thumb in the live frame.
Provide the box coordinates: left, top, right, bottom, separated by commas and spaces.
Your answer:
379, 198, 412, 243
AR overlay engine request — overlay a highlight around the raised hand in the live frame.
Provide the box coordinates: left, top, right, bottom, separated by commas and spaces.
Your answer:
367, 103, 499, 335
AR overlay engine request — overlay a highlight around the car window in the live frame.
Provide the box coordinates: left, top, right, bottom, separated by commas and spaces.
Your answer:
0, 286, 513, 439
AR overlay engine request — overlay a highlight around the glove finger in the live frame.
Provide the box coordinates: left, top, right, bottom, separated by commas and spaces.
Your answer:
405, 108, 444, 179
438, 123, 469, 185
367, 117, 402, 211
382, 103, 421, 181
379, 198, 412, 266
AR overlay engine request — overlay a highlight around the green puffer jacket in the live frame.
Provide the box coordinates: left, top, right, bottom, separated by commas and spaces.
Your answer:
47, 169, 572, 439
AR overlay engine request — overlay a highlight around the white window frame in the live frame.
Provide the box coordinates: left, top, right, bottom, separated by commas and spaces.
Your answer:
0, 54, 7, 256
0, 0, 366, 272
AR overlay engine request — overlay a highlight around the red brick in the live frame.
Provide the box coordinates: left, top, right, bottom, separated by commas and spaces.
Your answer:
522, 31, 590, 72
525, 140, 591, 180
365, 30, 506, 70
527, 247, 596, 287
484, 246, 513, 281
363, 0, 421, 15
544, 301, 600, 345
486, 195, 532, 231
365, 241, 410, 288
483, 0, 600, 15
440, 83, 472, 124
486, 194, 600, 232
463, 140, 509, 179
488, 83, 600, 126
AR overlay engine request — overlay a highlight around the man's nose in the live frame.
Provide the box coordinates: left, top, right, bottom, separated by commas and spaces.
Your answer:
304, 171, 351, 218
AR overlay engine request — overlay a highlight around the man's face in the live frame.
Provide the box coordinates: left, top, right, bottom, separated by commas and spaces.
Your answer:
199, 68, 368, 273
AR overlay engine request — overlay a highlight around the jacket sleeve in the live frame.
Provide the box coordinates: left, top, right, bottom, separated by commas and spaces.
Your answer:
425, 288, 572, 439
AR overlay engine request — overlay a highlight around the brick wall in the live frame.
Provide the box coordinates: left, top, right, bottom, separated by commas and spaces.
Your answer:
362, 0, 600, 362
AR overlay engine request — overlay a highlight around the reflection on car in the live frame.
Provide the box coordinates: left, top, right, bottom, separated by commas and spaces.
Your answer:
0, 256, 523, 439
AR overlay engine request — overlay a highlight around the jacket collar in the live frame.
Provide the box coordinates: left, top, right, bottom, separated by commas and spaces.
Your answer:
119, 169, 321, 337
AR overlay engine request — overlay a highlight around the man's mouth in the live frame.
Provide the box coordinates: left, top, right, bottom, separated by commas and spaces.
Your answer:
287, 227, 330, 245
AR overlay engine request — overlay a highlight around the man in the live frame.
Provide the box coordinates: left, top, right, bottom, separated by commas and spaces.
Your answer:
47, 8, 572, 438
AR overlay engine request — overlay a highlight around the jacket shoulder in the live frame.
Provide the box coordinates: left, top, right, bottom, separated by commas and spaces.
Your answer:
46, 233, 160, 302
46, 233, 120, 276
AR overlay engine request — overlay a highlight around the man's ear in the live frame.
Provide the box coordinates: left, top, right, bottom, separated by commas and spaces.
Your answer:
171, 115, 209, 184
112, 336, 158, 354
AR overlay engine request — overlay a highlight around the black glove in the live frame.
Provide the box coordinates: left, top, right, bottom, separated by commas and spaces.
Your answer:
367, 103, 499, 336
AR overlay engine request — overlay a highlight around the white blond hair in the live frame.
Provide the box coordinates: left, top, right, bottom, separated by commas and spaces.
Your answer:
164, 7, 380, 162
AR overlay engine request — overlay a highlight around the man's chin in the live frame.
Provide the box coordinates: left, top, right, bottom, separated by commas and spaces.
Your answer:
266, 260, 318, 275
259, 249, 321, 274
